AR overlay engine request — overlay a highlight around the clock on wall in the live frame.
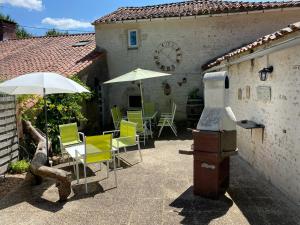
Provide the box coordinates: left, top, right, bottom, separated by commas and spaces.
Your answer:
154, 41, 182, 72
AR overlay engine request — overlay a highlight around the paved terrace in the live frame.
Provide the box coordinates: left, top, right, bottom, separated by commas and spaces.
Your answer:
0, 130, 299, 225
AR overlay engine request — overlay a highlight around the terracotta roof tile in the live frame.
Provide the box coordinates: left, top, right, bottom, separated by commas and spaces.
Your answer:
202, 21, 300, 70
94, 0, 300, 24
0, 33, 104, 80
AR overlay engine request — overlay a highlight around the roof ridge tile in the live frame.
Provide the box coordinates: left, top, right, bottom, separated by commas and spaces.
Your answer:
93, 0, 300, 24
202, 21, 300, 70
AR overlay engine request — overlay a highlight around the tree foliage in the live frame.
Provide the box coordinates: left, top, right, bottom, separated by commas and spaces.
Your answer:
0, 13, 15, 22
20, 76, 92, 154
45, 29, 68, 36
16, 27, 32, 39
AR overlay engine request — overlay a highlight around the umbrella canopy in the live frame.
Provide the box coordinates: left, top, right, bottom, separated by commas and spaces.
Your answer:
104, 68, 171, 84
0, 72, 89, 95
104, 68, 171, 113
0, 72, 90, 162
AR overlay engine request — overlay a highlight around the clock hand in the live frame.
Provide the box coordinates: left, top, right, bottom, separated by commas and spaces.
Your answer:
161, 51, 177, 65
167, 57, 177, 65
159, 51, 170, 59
166, 48, 174, 58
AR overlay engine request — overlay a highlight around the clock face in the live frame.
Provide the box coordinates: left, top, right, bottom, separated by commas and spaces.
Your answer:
154, 41, 182, 72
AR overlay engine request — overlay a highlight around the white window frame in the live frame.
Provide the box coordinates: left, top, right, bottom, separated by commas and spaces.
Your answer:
128, 29, 139, 49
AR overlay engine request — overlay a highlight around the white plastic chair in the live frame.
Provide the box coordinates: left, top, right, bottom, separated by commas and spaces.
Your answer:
157, 103, 177, 137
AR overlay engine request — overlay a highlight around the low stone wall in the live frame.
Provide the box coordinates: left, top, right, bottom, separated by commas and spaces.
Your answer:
0, 95, 18, 174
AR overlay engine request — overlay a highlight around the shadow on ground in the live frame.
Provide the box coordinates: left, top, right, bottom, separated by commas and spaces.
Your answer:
228, 188, 300, 225
0, 176, 25, 199
0, 164, 109, 213
169, 186, 233, 225
155, 123, 193, 141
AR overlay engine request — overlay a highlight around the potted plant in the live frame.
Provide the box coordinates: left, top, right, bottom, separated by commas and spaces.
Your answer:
188, 88, 201, 99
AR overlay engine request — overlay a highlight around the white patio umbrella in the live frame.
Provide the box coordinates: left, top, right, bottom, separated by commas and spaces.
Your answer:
0, 72, 90, 160
104, 68, 171, 111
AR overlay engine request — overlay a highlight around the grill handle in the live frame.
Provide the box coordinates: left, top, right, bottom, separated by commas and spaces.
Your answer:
178, 150, 194, 155
187, 128, 199, 132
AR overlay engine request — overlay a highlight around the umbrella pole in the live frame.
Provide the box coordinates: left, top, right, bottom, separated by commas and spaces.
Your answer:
139, 80, 144, 114
43, 88, 49, 163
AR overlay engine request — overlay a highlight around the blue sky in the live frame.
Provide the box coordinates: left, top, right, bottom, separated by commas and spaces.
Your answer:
0, 0, 184, 36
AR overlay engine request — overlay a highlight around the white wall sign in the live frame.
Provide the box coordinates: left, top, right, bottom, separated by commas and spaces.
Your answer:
256, 86, 271, 102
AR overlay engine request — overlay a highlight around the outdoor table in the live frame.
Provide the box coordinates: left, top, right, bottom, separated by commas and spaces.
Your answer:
143, 111, 158, 138
124, 111, 158, 138
64, 144, 117, 184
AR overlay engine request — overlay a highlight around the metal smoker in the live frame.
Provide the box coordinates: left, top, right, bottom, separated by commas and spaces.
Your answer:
192, 71, 238, 198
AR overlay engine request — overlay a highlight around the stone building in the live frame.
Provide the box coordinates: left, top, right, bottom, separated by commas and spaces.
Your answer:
0, 19, 17, 41
93, 0, 300, 121
202, 21, 300, 205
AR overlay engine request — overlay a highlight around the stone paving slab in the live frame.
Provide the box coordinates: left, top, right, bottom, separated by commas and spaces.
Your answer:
0, 134, 300, 225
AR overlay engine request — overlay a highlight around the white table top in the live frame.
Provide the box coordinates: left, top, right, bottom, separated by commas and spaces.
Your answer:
123, 111, 158, 120
65, 144, 85, 158
143, 111, 158, 120
65, 143, 117, 158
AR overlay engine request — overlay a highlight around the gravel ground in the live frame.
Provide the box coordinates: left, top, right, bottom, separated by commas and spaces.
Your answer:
0, 173, 26, 200
0, 129, 299, 225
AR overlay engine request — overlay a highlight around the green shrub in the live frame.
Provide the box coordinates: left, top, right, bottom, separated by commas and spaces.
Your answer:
9, 160, 30, 174
20, 76, 92, 154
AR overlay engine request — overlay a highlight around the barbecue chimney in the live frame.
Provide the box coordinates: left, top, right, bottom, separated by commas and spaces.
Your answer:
192, 71, 238, 198
197, 71, 236, 131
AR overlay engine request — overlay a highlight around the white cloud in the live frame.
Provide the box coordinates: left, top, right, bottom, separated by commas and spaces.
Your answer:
0, 0, 43, 11
42, 17, 92, 30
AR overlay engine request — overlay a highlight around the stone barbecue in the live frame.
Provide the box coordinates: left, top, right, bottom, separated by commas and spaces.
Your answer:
193, 71, 238, 198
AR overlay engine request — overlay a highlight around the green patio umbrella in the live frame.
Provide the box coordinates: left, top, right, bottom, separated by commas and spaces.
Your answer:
104, 68, 171, 112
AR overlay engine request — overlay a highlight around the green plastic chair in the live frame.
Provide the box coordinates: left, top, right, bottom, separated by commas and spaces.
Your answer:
111, 107, 121, 130
116, 106, 122, 121
143, 102, 158, 137
103, 120, 142, 166
127, 111, 146, 145
58, 123, 83, 147
75, 134, 117, 193
144, 102, 155, 118
58, 123, 85, 173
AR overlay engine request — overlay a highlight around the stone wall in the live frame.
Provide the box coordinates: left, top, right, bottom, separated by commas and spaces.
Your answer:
95, 9, 300, 121
77, 55, 110, 132
0, 95, 18, 174
224, 39, 300, 205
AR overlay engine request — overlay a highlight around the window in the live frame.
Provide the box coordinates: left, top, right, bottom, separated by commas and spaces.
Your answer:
128, 95, 141, 108
128, 29, 138, 48
225, 76, 229, 89
72, 40, 91, 47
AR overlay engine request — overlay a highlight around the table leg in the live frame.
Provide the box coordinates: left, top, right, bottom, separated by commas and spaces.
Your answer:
149, 119, 153, 138
76, 158, 79, 184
